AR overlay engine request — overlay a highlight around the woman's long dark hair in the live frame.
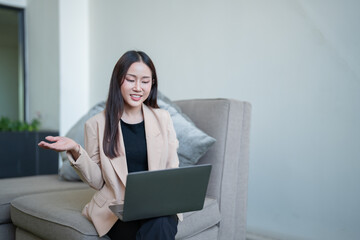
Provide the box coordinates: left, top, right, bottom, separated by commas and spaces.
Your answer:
103, 50, 159, 159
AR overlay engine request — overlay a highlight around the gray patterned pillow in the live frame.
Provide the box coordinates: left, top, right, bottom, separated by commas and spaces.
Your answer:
157, 92, 216, 167
59, 93, 215, 181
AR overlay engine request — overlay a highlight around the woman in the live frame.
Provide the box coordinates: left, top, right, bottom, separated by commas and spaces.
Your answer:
38, 50, 180, 239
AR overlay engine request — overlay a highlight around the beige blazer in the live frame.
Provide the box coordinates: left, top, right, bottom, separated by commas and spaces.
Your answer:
67, 105, 181, 237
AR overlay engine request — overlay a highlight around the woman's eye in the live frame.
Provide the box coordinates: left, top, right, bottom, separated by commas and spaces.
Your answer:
142, 81, 150, 84
126, 79, 135, 82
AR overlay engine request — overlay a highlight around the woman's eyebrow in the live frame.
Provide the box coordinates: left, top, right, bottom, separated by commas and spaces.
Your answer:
126, 74, 136, 78
126, 74, 151, 79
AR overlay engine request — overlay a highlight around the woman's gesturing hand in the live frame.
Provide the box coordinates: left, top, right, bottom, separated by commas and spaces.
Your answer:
38, 136, 80, 160
38, 136, 77, 152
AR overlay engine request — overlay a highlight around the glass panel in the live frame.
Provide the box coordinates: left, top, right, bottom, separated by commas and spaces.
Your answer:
0, 6, 25, 121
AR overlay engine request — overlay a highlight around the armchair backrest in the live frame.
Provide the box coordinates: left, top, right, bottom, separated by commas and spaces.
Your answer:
175, 98, 252, 240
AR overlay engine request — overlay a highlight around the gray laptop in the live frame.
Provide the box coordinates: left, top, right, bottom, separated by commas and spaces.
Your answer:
109, 164, 212, 222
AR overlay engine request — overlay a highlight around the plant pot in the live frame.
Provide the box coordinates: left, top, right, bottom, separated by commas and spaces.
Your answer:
0, 131, 59, 178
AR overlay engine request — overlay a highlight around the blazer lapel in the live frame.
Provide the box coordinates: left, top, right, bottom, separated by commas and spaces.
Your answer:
109, 105, 163, 185
143, 105, 163, 171
109, 121, 128, 186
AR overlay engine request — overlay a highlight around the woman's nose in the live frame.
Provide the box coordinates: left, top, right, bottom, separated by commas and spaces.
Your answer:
133, 80, 141, 91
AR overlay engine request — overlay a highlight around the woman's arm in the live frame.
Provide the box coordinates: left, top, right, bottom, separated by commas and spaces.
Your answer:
66, 120, 104, 190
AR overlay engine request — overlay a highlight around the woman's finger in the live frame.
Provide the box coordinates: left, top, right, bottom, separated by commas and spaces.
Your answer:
45, 136, 60, 142
38, 142, 63, 152
38, 141, 52, 149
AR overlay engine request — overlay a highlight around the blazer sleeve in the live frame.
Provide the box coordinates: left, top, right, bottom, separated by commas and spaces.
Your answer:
67, 120, 105, 190
165, 111, 180, 169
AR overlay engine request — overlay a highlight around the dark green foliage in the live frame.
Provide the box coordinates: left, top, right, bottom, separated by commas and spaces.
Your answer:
0, 117, 41, 132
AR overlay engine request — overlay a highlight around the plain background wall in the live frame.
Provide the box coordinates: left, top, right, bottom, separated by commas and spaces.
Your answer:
26, 0, 60, 130
59, 0, 89, 135
87, 0, 360, 240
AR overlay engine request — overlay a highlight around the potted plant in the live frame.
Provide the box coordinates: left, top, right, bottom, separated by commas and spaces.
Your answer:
0, 117, 41, 132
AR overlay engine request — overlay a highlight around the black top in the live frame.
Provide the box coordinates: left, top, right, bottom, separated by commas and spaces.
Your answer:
120, 119, 148, 173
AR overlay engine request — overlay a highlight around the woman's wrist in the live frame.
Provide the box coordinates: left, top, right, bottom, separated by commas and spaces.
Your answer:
69, 144, 81, 160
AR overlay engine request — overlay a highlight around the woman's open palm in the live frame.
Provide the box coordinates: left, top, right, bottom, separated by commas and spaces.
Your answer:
38, 136, 78, 152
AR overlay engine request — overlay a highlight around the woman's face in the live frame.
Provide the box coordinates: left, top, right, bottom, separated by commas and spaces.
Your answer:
121, 61, 153, 111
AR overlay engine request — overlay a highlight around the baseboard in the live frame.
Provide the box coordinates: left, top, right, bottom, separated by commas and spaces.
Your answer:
246, 230, 304, 240
247, 231, 280, 240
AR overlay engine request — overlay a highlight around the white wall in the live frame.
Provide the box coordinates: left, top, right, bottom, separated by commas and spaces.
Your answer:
26, 0, 60, 130
88, 0, 360, 239
59, 0, 89, 135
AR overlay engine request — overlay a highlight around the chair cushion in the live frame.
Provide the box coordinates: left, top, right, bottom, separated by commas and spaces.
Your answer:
11, 188, 109, 240
179, 225, 219, 240
177, 198, 220, 239
15, 228, 42, 240
0, 175, 87, 224
11, 187, 219, 240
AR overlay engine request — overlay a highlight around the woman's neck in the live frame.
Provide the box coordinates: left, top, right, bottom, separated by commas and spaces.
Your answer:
121, 106, 143, 124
